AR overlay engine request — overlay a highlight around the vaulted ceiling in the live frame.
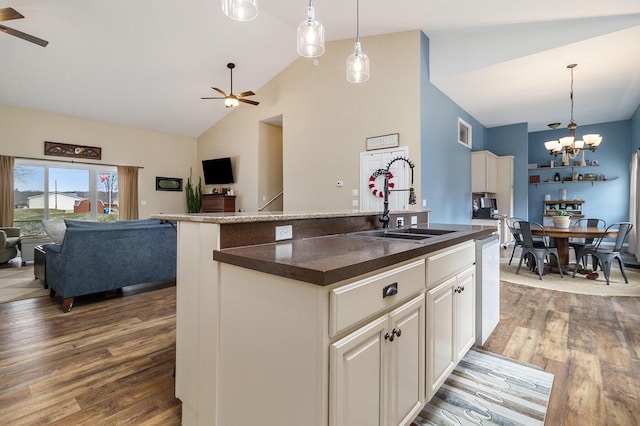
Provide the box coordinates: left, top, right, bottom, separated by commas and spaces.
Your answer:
1, 0, 639, 138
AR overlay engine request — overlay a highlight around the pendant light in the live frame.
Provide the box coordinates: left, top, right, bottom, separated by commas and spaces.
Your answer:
297, 0, 324, 58
222, 0, 258, 22
346, 0, 369, 83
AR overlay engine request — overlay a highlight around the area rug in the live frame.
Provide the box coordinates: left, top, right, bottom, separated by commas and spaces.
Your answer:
0, 265, 48, 303
500, 257, 640, 297
413, 349, 553, 426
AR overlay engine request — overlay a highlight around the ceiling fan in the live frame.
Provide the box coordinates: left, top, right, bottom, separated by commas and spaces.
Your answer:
0, 7, 49, 47
201, 63, 259, 108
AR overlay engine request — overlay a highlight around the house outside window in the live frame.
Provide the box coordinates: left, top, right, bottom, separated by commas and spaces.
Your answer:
13, 159, 118, 234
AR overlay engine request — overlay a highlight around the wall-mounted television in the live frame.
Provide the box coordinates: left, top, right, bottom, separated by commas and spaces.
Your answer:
202, 157, 234, 185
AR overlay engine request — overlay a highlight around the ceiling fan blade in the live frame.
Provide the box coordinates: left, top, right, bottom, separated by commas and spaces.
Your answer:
0, 8, 24, 22
238, 98, 259, 106
236, 91, 255, 98
0, 24, 48, 47
211, 87, 228, 96
201, 97, 225, 100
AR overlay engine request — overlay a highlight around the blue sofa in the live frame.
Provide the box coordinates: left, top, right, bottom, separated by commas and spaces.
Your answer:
42, 219, 177, 312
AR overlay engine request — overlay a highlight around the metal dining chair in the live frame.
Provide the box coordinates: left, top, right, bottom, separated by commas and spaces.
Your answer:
572, 222, 633, 285
569, 218, 606, 269
506, 217, 526, 265
515, 221, 563, 280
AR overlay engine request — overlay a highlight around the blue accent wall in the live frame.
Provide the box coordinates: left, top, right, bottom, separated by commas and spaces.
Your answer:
486, 123, 529, 219
420, 32, 486, 224
528, 120, 631, 225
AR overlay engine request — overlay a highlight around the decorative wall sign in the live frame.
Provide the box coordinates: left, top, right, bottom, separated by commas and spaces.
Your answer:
366, 133, 399, 151
156, 177, 183, 191
44, 141, 102, 160
458, 118, 472, 149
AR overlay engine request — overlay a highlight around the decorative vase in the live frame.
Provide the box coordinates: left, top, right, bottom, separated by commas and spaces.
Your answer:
552, 216, 571, 229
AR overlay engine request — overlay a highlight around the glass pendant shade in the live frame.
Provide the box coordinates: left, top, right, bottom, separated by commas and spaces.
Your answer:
583, 134, 602, 147
297, 6, 324, 57
346, 41, 369, 83
559, 136, 575, 147
544, 140, 559, 152
222, 0, 258, 21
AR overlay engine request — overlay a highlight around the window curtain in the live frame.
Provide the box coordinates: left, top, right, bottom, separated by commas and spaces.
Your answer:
117, 166, 139, 220
629, 150, 640, 261
0, 155, 15, 227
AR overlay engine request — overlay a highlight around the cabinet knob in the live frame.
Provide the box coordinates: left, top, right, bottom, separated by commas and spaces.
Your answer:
384, 332, 393, 342
385, 328, 401, 342
393, 328, 402, 338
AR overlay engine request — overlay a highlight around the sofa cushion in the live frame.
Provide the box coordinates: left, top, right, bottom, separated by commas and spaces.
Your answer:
41, 219, 66, 244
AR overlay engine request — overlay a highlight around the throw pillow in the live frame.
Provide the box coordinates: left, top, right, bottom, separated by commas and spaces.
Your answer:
41, 218, 66, 244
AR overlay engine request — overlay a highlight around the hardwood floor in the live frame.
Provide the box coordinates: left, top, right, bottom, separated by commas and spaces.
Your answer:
0, 278, 181, 425
1, 255, 638, 425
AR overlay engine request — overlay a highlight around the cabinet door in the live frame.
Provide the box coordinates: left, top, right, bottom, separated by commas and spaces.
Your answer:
426, 277, 455, 400
455, 266, 476, 361
471, 152, 486, 193
388, 295, 425, 426
486, 154, 498, 193
330, 315, 387, 426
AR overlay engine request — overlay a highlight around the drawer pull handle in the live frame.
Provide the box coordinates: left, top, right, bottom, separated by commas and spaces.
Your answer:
383, 283, 398, 298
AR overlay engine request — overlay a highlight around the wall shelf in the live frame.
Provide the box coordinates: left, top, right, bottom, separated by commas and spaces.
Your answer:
529, 163, 615, 186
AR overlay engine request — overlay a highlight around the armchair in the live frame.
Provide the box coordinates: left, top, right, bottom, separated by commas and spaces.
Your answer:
0, 227, 20, 264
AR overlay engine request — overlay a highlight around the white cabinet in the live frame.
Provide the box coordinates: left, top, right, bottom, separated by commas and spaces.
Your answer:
425, 242, 476, 400
472, 150, 498, 193
330, 294, 425, 426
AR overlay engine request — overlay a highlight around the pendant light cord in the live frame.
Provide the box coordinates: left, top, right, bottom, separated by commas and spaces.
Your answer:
356, 0, 360, 43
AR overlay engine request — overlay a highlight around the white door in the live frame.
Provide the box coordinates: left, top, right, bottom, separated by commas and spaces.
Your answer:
360, 147, 410, 213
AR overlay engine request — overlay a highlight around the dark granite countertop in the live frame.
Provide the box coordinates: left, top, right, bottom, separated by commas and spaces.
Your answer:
213, 223, 494, 285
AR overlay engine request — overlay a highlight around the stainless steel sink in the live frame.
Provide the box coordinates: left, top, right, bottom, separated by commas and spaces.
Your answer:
346, 228, 456, 242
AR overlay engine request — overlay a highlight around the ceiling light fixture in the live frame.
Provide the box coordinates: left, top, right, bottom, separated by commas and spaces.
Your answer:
544, 64, 602, 166
297, 0, 324, 58
346, 0, 369, 83
222, 0, 258, 22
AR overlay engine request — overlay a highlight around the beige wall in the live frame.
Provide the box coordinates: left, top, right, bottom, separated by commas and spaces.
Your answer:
197, 31, 422, 212
0, 105, 197, 217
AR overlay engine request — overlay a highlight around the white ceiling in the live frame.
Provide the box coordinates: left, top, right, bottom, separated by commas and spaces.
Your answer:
1, 0, 639, 138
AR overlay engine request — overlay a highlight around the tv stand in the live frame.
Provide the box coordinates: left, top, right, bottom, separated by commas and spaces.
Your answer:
201, 194, 236, 213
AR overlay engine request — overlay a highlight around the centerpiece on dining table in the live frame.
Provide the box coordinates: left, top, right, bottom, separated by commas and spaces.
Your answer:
552, 210, 573, 228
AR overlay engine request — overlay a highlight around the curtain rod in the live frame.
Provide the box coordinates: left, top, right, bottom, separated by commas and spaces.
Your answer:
14, 156, 143, 169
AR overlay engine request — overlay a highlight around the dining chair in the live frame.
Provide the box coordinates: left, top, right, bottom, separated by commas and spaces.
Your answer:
515, 221, 563, 280
569, 218, 606, 269
506, 217, 526, 265
572, 222, 633, 285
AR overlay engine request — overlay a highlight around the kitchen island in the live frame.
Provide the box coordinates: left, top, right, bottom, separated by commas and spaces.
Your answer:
152, 210, 495, 426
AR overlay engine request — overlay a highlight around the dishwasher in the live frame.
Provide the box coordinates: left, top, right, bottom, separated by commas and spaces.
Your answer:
475, 234, 500, 345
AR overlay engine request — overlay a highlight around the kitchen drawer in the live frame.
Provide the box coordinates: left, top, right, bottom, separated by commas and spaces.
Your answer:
426, 241, 475, 289
329, 259, 425, 337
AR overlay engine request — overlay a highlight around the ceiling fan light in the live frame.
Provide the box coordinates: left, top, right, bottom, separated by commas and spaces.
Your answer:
346, 42, 369, 83
297, 5, 324, 58
224, 97, 239, 108
222, 0, 258, 21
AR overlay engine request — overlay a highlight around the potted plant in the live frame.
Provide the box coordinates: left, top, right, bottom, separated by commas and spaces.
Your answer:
552, 210, 573, 228
185, 168, 202, 213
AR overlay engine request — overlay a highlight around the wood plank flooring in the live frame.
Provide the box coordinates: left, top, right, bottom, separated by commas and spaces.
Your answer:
1, 259, 639, 425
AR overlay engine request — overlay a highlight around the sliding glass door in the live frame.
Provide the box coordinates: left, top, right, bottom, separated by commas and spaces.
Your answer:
13, 159, 118, 233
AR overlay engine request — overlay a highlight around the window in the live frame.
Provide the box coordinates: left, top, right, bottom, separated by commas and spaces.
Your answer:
13, 159, 118, 233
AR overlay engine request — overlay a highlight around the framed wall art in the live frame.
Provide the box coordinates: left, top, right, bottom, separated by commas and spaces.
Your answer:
366, 133, 399, 151
156, 177, 183, 191
44, 141, 102, 160
458, 118, 472, 149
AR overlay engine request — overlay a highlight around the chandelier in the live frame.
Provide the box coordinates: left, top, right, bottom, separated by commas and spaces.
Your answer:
543, 64, 602, 166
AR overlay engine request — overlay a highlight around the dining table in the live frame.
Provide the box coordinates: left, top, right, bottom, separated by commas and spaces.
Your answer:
531, 225, 618, 271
